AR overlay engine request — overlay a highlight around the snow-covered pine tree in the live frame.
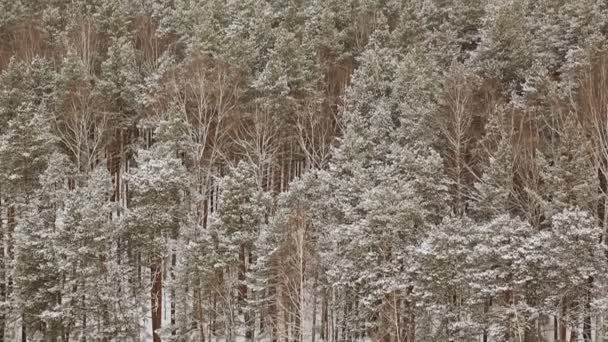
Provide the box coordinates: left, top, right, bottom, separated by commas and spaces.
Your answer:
206, 160, 268, 341
326, 21, 448, 341
124, 138, 187, 342
58, 166, 138, 340
0, 56, 56, 342
13, 152, 71, 341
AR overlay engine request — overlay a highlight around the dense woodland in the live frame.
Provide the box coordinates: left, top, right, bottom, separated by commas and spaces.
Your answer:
2, 0, 608, 341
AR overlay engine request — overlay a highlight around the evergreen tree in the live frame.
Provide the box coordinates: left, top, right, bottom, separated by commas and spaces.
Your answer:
326, 25, 448, 340
207, 161, 268, 340
13, 152, 71, 341
124, 139, 187, 342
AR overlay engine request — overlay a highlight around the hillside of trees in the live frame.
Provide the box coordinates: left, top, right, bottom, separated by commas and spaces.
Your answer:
2, 0, 608, 341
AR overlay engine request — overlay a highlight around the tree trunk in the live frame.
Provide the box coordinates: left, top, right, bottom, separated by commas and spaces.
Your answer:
583, 277, 593, 342
171, 253, 176, 337
82, 293, 87, 342
0, 198, 4, 342
270, 285, 277, 342
6, 206, 15, 342
483, 297, 491, 342
342, 298, 348, 342
7, 206, 14, 287
570, 325, 577, 342
295, 302, 301, 342
21, 320, 26, 342
505, 288, 513, 341
241, 246, 253, 341
321, 289, 328, 341
560, 303, 567, 342
409, 302, 416, 342
332, 289, 337, 342
393, 293, 401, 342
239, 244, 247, 308
312, 279, 318, 342
195, 286, 205, 342
212, 289, 217, 337
560, 321, 567, 342
554, 316, 558, 342
246, 251, 255, 342
151, 262, 163, 342
283, 289, 289, 342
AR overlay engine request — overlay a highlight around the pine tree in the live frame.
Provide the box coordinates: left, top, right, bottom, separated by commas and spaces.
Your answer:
0, 56, 56, 342
124, 139, 187, 342
207, 161, 268, 340
13, 152, 72, 341
326, 24, 448, 340
541, 208, 606, 341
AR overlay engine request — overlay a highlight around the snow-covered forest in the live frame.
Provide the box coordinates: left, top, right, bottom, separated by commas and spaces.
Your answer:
1, 0, 608, 341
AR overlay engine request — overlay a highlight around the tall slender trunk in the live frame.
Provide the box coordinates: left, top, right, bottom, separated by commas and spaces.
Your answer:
311, 277, 318, 342
212, 276, 217, 338
560, 303, 567, 342
483, 297, 490, 342
554, 316, 558, 342
283, 288, 289, 342
321, 290, 328, 341
7, 206, 14, 287
583, 277, 593, 342
569, 324, 577, 342
151, 261, 163, 342
21, 317, 26, 342
82, 293, 87, 342
171, 253, 176, 337
294, 268, 303, 342
342, 299, 348, 342
195, 285, 205, 342
294, 301, 301, 342
332, 289, 337, 342
270, 285, 277, 342
392, 293, 401, 342
7, 206, 15, 342
505, 287, 513, 341
247, 250, 254, 341
406, 286, 415, 342
238, 245, 251, 340
524, 291, 535, 342
260, 288, 265, 336
0, 198, 4, 342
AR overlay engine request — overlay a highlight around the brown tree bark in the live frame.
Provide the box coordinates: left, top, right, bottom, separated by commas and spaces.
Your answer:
505, 288, 513, 341
311, 278, 318, 342
21, 318, 26, 342
194, 285, 205, 342
559, 305, 567, 342
238, 244, 249, 336
246, 250, 254, 341
171, 253, 176, 337
482, 297, 490, 342
5, 206, 15, 342
408, 301, 416, 342
0, 198, 4, 342
321, 290, 328, 341
283, 289, 289, 342
82, 293, 87, 342
569, 325, 576, 342
583, 277, 593, 342
151, 262, 163, 342
342, 299, 348, 342
7, 206, 14, 273
270, 285, 277, 342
